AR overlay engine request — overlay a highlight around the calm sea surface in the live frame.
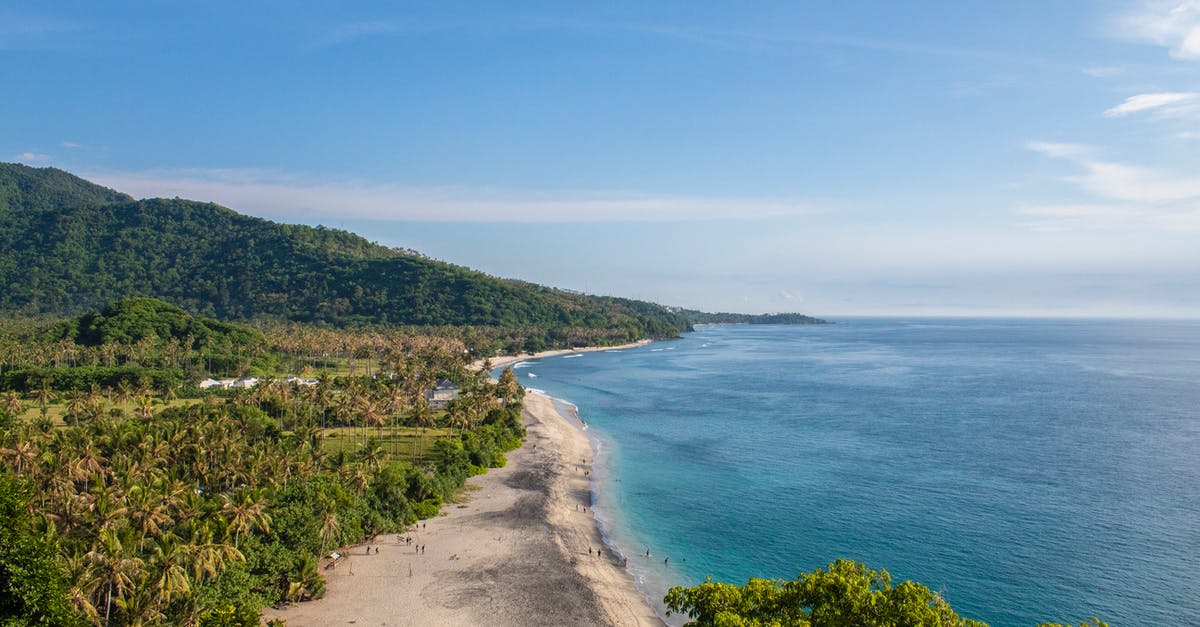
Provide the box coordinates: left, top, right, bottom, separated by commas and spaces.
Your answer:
500, 319, 1200, 626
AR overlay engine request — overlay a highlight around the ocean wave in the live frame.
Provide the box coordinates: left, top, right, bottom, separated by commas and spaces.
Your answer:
563, 354, 583, 359
511, 361, 532, 369
527, 372, 538, 378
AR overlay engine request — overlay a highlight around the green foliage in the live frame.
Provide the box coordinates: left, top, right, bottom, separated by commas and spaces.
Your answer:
0, 474, 81, 626
664, 559, 987, 627
676, 309, 828, 325
0, 165, 692, 344
67, 297, 265, 349
0, 365, 183, 393
1038, 619, 1109, 627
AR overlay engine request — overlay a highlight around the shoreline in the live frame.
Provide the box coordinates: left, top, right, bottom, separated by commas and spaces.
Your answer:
265, 389, 662, 626
476, 339, 653, 371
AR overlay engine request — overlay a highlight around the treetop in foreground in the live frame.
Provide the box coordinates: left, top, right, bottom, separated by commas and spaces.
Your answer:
664, 559, 1106, 627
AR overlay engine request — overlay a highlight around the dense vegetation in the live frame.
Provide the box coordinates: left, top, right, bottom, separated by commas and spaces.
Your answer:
675, 309, 827, 325
0, 163, 690, 348
664, 559, 1107, 627
0, 300, 526, 625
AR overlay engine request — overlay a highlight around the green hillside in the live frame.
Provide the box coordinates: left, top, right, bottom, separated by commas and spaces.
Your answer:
0, 163, 688, 341
675, 309, 828, 325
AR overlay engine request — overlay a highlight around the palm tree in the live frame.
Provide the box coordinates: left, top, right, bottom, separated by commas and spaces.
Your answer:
285, 554, 326, 602
146, 533, 193, 608
114, 382, 133, 412
219, 489, 271, 549
1, 390, 24, 417
35, 382, 56, 419
318, 508, 340, 554
63, 550, 103, 626
87, 527, 145, 627
127, 485, 172, 551
410, 400, 436, 460
135, 396, 155, 421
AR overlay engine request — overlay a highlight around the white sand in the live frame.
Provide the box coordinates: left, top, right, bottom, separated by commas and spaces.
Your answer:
265, 391, 662, 626
477, 340, 652, 371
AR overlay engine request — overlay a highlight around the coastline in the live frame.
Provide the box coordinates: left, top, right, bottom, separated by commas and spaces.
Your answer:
265, 389, 662, 626
476, 339, 653, 371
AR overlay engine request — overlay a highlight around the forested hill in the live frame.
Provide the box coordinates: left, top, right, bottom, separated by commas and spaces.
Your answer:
0, 163, 688, 341
676, 309, 828, 325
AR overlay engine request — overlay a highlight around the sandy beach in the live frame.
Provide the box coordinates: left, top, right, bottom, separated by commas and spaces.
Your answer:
265, 390, 662, 626
478, 339, 653, 371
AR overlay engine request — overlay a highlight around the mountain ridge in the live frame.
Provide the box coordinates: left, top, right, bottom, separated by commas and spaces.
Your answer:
0, 163, 822, 339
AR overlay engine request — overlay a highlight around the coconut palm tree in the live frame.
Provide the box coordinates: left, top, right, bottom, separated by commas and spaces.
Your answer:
87, 527, 145, 627
1, 390, 24, 417
219, 489, 271, 549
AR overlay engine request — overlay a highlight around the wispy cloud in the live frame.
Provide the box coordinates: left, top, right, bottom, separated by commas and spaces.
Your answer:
12, 152, 53, 163
0, 12, 81, 50
1026, 141, 1094, 158
1019, 203, 1200, 231
1113, 0, 1200, 60
535, 17, 1053, 66
319, 20, 399, 46
61, 141, 83, 149
1066, 159, 1200, 203
1103, 91, 1200, 116
1024, 139, 1200, 230
1082, 65, 1124, 78
83, 168, 817, 223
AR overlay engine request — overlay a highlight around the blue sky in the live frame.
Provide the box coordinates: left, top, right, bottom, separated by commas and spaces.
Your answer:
4, 1, 1199, 317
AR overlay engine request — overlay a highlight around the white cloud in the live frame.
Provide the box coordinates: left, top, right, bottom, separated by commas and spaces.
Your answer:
1025, 141, 1094, 158
83, 168, 817, 223
1115, 0, 1200, 59
1029, 140, 1200, 203
1082, 66, 1124, 78
1019, 203, 1200, 231
1024, 140, 1200, 230
320, 21, 399, 46
1178, 130, 1200, 138
1067, 160, 1200, 203
61, 141, 83, 149
1103, 91, 1200, 116
12, 152, 53, 163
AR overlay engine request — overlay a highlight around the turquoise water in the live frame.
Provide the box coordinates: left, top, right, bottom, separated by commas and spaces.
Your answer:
500, 319, 1200, 626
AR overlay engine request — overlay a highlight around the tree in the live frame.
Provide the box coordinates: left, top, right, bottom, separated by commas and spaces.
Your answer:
220, 490, 271, 549
496, 367, 523, 407
0, 474, 83, 626
664, 559, 988, 627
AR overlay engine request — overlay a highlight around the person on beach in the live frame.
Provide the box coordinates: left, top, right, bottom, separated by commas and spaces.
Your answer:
664, 557, 669, 565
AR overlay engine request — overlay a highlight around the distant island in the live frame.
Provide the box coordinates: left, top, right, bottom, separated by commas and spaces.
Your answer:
673, 309, 828, 325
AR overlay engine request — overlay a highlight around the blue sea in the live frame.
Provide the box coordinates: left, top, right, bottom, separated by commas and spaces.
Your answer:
499, 319, 1200, 627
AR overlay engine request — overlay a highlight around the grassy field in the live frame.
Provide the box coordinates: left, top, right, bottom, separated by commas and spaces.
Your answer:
7, 395, 457, 467
319, 425, 456, 465
9, 398, 200, 426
